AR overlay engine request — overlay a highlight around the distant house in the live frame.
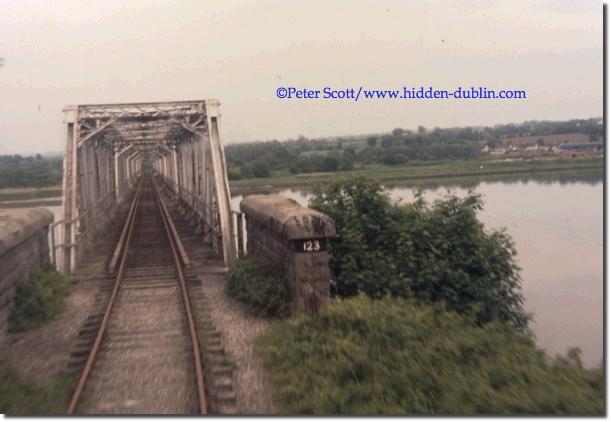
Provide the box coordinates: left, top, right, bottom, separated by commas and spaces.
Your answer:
556, 142, 603, 156
560, 142, 603, 152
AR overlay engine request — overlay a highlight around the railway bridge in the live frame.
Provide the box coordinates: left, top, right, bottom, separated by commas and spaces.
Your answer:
58, 100, 236, 275
0, 100, 337, 413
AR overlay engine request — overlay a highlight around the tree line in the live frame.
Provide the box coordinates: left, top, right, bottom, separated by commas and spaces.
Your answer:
0, 154, 63, 188
225, 117, 603, 179
0, 117, 602, 187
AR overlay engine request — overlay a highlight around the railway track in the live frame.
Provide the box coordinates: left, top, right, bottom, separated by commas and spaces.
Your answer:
66, 175, 210, 414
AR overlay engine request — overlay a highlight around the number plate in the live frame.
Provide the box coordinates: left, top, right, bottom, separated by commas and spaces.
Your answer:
294, 239, 327, 253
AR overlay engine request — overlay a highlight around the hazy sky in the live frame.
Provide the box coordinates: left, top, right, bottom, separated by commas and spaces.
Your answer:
0, 0, 603, 154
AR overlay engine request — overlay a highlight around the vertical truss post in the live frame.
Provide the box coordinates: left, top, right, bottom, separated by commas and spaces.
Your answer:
172, 146, 180, 193
114, 145, 133, 199
126, 151, 139, 186
203, 100, 235, 266
61, 106, 79, 275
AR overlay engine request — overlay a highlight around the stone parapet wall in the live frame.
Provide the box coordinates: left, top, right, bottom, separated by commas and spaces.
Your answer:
0, 208, 54, 345
240, 195, 335, 315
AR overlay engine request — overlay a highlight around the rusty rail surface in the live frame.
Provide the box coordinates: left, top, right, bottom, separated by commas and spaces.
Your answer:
66, 176, 207, 414
152, 178, 206, 412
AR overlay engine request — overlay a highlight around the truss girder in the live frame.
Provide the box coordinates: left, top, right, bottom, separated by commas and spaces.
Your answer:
60, 99, 235, 275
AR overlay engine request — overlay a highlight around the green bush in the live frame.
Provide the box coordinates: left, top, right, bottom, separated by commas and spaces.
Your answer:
0, 357, 75, 414
9, 269, 71, 333
227, 168, 242, 181
257, 296, 603, 415
225, 256, 291, 317
310, 177, 529, 329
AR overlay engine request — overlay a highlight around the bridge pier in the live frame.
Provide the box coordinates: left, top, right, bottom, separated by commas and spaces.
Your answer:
240, 195, 336, 315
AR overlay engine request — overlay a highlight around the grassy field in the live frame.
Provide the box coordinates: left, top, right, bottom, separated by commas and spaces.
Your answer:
229, 156, 603, 193
0, 185, 62, 202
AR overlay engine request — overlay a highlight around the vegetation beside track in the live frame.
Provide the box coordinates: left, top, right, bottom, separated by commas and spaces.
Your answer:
257, 296, 604, 415
0, 357, 76, 414
9, 268, 72, 333
225, 256, 291, 317
310, 177, 528, 328
256, 177, 603, 414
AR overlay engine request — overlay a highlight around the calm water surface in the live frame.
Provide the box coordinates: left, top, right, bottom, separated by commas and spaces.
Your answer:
232, 176, 603, 367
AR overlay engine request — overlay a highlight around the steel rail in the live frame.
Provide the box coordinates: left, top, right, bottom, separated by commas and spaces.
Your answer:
67, 179, 143, 414
107, 184, 144, 273
154, 184, 191, 268
152, 179, 207, 414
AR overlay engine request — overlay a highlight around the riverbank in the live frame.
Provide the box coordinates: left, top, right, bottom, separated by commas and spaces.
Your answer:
0, 186, 62, 202
229, 156, 603, 194
0, 157, 603, 200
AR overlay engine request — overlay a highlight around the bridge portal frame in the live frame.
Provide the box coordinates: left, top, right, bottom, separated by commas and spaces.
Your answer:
60, 100, 235, 275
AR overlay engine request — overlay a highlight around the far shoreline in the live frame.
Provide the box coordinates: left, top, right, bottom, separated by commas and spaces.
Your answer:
0, 156, 603, 201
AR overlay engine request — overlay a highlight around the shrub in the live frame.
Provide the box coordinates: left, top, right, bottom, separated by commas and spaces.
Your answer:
257, 296, 603, 415
225, 256, 291, 317
310, 177, 529, 329
0, 357, 75, 414
227, 168, 242, 181
252, 161, 271, 178
240, 162, 272, 179
8, 269, 71, 333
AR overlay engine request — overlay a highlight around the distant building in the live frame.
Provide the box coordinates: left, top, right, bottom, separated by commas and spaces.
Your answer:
560, 142, 603, 152
556, 142, 603, 156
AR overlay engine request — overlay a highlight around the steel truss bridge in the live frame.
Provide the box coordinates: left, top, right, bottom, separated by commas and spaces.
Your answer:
59, 100, 235, 274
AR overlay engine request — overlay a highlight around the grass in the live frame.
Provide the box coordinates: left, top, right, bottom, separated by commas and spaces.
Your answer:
8, 269, 73, 333
0, 357, 76, 414
225, 256, 291, 317
257, 296, 604, 415
0, 185, 62, 202
229, 156, 603, 192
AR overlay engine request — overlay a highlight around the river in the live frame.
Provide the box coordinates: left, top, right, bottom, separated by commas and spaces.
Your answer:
231, 175, 604, 367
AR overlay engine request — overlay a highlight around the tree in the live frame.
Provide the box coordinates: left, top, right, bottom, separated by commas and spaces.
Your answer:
536, 138, 545, 147
366, 137, 377, 147
0, 154, 63, 188
342, 147, 356, 159
380, 152, 407, 165
380, 135, 394, 149
310, 177, 529, 329
392, 128, 405, 136
321, 157, 339, 172
339, 158, 354, 171
252, 161, 271, 178
227, 168, 241, 181
486, 137, 501, 149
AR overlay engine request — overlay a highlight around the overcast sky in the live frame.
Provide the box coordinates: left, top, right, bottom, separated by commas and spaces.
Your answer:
0, 0, 603, 154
